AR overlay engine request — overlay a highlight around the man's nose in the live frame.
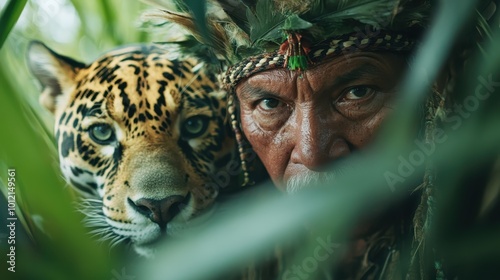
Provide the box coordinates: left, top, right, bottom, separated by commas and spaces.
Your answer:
290, 111, 350, 170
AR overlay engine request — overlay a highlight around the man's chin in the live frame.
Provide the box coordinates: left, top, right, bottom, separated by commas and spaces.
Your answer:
286, 180, 309, 194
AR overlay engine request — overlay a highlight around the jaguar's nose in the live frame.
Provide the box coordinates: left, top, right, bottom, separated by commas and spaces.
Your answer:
128, 194, 189, 228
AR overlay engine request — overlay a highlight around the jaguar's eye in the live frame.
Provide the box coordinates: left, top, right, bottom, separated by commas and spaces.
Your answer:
89, 124, 115, 144
182, 116, 209, 139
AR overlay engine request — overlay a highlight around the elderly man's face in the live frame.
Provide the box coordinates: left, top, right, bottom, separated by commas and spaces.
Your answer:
235, 52, 407, 192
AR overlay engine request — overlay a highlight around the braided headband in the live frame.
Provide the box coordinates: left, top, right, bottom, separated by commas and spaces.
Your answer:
223, 30, 416, 92
224, 30, 416, 187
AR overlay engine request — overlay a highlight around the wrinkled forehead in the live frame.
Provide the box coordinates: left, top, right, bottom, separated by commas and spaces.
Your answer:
236, 51, 409, 96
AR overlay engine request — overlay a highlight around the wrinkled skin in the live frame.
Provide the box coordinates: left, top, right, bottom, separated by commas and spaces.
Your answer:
236, 52, 407, 192
236, 52, 409, 275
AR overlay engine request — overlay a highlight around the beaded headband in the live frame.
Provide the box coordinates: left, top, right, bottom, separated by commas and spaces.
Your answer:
222, 30, 416, 91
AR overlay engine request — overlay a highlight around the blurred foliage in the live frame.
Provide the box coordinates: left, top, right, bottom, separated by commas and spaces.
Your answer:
1, 0, 500, 280
0, 0, 26, 47
0, 0, 153, 279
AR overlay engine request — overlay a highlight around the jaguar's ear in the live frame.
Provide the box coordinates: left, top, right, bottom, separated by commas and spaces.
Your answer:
27, 41, 86, 113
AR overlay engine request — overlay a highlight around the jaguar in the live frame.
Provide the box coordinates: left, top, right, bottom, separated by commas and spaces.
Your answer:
27, 42, 242, 257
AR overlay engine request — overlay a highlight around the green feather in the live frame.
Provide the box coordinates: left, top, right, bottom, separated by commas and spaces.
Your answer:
247, 0, 287, 46
142, 0, 433, 63
307, 0, 398, 37
244, 0, 411, 47
288, 55, 309, 70
183, 0, 211, 47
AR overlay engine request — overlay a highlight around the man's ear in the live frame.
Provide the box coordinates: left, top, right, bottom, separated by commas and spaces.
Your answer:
27, 41, 86, 113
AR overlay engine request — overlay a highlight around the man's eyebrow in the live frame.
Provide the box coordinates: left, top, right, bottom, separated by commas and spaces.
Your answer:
237, 63, 385, 99
238, 83, 278, 100
331, 63, 383, 87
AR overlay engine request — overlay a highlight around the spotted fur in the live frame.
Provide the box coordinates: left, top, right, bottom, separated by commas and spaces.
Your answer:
27, 42, 237, 256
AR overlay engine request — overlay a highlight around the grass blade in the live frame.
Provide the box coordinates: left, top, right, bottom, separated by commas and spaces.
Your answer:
0, 0, 27, 49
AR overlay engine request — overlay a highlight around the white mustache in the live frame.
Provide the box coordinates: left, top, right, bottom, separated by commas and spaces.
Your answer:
286, 171, 337, 194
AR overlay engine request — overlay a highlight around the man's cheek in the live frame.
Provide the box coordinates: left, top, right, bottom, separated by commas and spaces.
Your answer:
353, 112, 391, 147
239, 116, 282, 182
253, 150, 284, 189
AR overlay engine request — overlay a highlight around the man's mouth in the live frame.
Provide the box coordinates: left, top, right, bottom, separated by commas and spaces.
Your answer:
285, 171, 337, 194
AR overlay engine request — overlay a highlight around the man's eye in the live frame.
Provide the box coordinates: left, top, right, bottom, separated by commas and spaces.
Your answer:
334, 85, 387, 120
252, 97, 290, 131
344, 87, 376, 100
258, 98, 281, 110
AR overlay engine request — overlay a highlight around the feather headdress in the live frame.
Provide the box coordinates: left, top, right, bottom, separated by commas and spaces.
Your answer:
143, 0, 432, 71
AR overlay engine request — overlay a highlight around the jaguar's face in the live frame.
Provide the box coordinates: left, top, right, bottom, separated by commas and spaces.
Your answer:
28, 43, 236, 256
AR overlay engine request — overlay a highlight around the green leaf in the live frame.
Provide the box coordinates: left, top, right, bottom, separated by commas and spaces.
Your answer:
283, 14, 313, 31
99, 0, 122, 45
0, 0, 27, 49
0, 65, 113, 280
314, 0, 396, 29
